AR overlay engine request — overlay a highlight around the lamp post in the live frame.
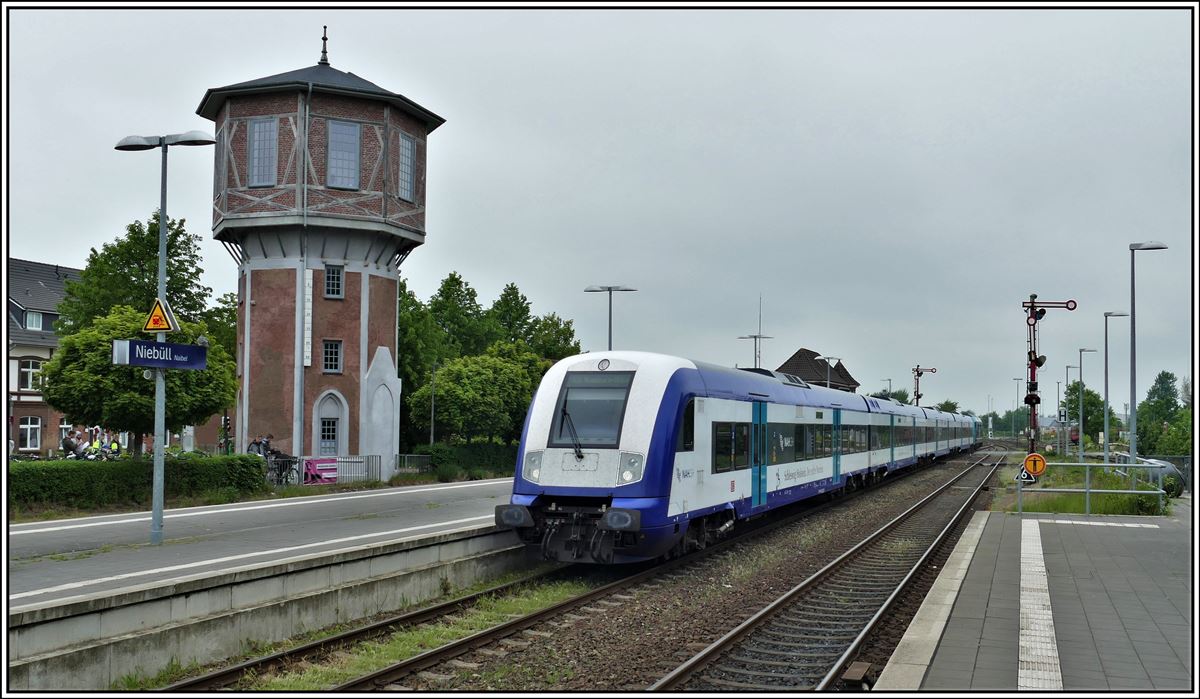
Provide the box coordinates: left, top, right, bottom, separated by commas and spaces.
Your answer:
1012, 378, 1022, 439
1065, 366, 1077, 454
883, 378, 892, 396
1129, 241, 1168, 465
1103, 312, 1128, 465
115, 130, 215, 545
816, 356, 841, 388
584, 285, 637, 351
429, 360, 440, 446
1056, 380, 1061, 455
1078, 349, 1097, 461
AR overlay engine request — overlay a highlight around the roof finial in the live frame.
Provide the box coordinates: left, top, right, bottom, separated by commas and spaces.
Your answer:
319, 25, 330, 66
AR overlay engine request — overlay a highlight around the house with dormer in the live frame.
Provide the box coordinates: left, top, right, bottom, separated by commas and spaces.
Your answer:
7, 259, 82, 456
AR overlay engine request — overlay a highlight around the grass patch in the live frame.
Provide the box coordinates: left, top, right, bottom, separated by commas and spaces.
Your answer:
248, 579, 591, 691
112, 658, 204, 690
996, 461, 1169, 515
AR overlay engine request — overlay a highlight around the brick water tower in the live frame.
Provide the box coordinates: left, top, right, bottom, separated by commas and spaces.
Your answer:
197, 31, 444, 458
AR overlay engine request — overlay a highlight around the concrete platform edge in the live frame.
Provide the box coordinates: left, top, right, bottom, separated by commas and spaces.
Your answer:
874, 510, 991, 690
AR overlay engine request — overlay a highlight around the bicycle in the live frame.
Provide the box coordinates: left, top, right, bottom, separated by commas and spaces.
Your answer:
264, 450, 299, 486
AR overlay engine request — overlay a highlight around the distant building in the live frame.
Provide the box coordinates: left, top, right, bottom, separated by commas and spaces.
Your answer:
7, 259, 81, 456
775, 348, 861, 393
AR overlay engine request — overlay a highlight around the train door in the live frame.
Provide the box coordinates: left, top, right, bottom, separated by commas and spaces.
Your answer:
751, 401, 768, 508
833, 409, 842, 484
889, 414, 895, 465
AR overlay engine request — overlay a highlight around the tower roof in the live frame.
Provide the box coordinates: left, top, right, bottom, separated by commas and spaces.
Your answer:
196, 62, 445, 131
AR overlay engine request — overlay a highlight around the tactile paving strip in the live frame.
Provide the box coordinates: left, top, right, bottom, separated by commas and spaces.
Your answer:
1018, 519, 1062, 690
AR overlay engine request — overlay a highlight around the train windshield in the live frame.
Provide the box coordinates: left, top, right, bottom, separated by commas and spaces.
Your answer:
548, 371, 635, 449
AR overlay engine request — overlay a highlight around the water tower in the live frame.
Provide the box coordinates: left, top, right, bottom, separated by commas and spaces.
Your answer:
197, 31, 444, 458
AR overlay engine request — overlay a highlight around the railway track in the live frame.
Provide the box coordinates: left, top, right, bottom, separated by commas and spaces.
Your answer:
166, 450, 987, 691
650, 449, 1005, 691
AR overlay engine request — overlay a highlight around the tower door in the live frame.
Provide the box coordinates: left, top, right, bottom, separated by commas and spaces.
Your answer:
751, 401, 768, 508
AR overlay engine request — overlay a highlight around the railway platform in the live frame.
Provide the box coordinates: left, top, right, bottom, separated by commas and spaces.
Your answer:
876, 496, 1193, 691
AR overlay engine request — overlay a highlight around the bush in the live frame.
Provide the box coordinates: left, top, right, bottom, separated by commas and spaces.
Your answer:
414, 441, 518, 477
435, 463, 462, 483
1163, 474, 1184, 498
8, 455, 268, 509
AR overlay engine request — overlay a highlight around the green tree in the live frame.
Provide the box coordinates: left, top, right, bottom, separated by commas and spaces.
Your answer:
56, 212, 212, 334
936, 400, 959, 413
396, 278, 452, 450
1136, 371, 1179, 454
408, 354, 527, 442
1063, 381, 1123, 445
41, 306, 236, 454
488, 283, 533, 344
485, 341, 552, 443
527, 312, 582, 362
200, 291, 238, 359
429, 272, 497, 357
1156, 408, 1193, 456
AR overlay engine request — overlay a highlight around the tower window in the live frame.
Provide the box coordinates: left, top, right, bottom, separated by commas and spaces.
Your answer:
320, 418, 339, 455
327, 120, 360, 190
324, 265, 343, 298
249, 118, 278, 187
398, 133, 415, 202
323, 340, 342, 373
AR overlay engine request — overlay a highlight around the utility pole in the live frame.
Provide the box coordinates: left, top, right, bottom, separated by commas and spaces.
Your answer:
737, 294, 772, 369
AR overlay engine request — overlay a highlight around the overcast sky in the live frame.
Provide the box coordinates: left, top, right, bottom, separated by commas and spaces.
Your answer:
5, 4, 1195, 418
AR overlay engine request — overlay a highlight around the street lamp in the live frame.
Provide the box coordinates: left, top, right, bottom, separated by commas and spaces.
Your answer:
1078, 349, 1097, 461
1129, 241, 1168, 464
115, 130, 215, 546
1103, 312, 1128, 465
883, 378, 892, 396
584, 285, 637, 351
816, 356, 842, 388
1065, 365, 1077, 454
1012, 378, 1022, 438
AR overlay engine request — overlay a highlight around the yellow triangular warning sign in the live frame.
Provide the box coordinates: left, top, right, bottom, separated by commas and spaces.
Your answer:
143, 298, 179, 333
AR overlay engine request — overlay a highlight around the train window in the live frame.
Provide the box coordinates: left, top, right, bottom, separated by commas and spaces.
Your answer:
548, 371, 635, 449
795, 424, 813, 460
712, 422, 750, 473
677, 399, 695, 453
768, 423, 795, 465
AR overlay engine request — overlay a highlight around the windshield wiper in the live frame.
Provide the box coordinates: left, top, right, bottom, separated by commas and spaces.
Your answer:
560, 389, 585, 461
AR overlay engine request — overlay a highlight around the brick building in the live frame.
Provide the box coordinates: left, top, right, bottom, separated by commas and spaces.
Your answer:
197, 35, 443, 457
7, 259, 81, 456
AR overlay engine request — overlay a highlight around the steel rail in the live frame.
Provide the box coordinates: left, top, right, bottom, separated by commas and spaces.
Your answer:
164, 567, 566, 690
650, 450, 1004, 691
330, 449, 984, 691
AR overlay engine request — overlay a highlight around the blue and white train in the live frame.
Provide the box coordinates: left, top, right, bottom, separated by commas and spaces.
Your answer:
495, 351, 982, 564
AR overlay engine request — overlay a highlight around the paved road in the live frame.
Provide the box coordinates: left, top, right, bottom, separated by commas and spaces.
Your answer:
8, 478, 515, 608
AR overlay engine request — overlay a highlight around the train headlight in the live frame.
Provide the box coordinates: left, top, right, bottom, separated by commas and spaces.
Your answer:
598, 508, 641, 531
522, 450, 542, 483
618, 452, 644, 485
495, 505, 534, 528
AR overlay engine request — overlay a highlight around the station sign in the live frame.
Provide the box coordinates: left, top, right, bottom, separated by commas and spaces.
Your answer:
112, 339, 207, 371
